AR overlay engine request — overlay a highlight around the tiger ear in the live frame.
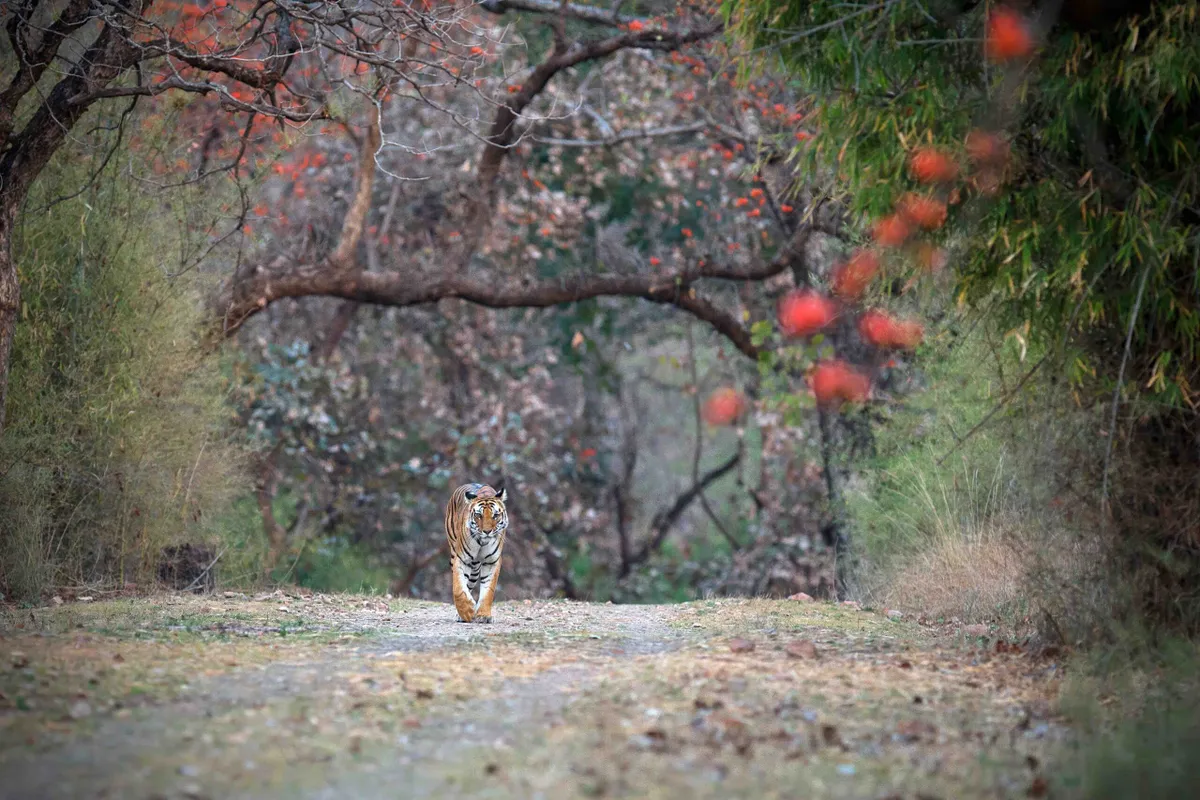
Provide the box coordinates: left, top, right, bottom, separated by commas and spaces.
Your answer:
495, 486, 507, 503
464, 489, 478, 501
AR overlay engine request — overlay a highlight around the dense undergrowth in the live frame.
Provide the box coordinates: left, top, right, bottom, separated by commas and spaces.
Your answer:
0, 116, 248, 602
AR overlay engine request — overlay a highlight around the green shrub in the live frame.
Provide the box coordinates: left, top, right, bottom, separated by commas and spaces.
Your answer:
1056, 640, 1200, 799
0, 118, 245, 602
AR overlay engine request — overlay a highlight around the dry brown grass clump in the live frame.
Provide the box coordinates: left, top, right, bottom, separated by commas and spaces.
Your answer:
873, 521, 1028, 625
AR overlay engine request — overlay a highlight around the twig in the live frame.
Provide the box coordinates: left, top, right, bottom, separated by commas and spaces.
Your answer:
685, 321, 740, 549
935, 354, 1048, 468
182, 546, 227, 593
532, 122, 707, 148
1100, 263, 1151, 516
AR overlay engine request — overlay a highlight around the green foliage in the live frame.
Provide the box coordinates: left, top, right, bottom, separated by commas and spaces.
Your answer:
287, 537, 392, 595
1057, 640, 1200, 799
0, 119, 245, 602
848, 320, 1042, 559
724, 0, 1200, 405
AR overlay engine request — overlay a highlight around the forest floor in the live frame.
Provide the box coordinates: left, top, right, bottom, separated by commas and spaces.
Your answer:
0, 593, 1066, 799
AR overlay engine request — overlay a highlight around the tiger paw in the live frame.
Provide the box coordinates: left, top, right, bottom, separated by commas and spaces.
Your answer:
473, 616, 492, 624
456, 616, 473, 623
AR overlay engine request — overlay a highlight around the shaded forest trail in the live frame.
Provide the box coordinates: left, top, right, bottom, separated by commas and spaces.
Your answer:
1, 594, 1064, 799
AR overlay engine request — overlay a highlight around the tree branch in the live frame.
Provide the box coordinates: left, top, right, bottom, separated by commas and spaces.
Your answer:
330, 105, 382, 268
480, 0, 657, 28
623, 450, 741, 575
220, 246, 798, 358
533, 122, 708, 148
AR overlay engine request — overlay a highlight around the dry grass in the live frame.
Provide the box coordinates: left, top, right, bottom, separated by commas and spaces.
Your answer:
872, 521, 1029, 626
854, 458, 1103, 635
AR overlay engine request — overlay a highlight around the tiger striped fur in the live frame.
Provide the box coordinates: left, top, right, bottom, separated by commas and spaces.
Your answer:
444, 482, 509, 623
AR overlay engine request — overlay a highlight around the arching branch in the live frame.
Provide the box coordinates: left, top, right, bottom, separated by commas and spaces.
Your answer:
220, 223, 811, 359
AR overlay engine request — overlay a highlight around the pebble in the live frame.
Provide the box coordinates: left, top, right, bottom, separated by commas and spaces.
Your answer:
179, 764, 200, 778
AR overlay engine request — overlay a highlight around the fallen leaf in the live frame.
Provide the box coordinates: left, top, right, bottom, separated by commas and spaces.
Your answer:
787, 592, 815, 602
896, 719, 937, 742
728, 638, 755, 653
785, 640, 818, 660
1028, 776, 1049, 797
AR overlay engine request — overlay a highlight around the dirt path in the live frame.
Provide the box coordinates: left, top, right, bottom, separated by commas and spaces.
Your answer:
0, 594, 1065, 799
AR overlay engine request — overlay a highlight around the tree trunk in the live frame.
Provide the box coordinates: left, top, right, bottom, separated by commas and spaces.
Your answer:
0, 205, 19, 437
818, 407, 854, 600
257, 442, 287, 576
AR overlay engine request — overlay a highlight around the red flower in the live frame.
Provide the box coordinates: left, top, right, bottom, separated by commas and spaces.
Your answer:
966, 129, 1010, 168
858, 310, 924, 350
986, 8, 1035, 62
702, 388, 746, 426
831, 250, 880, 299
778, 290, 836, 338
810, 361, 871, 408
897, 193, 948, 230
909, 147, 959, 184
873, 214, 912, 248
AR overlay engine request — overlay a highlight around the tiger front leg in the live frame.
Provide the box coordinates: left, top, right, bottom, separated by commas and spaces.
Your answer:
450, 558, 476, 623
473, 559, 502, 624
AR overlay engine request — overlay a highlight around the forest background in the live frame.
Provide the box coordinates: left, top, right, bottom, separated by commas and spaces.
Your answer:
1, 1, 1199, 790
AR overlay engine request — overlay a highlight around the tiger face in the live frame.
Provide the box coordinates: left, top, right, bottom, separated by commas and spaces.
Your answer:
465, 484, 508, 540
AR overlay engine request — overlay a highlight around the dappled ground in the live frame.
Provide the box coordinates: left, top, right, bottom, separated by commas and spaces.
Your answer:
0, 593, 1064, 799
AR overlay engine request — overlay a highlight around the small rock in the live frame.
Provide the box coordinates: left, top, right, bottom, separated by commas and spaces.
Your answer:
885, 609, 903, 620
178, 764, 200, 778
785, 640, 819, 660
10, 652, 28, 669
78, 596, 94, 603
840, 600, 862, 610
51, 596, 63, 606
67, 700, 92, 719
787, 592, 815, 602
963, 623, 990, 637
728, 638, 756, 653
836, 763, 856, 776
222, 591, 242, 599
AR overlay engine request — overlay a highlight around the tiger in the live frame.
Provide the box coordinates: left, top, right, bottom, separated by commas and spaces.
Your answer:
444, 482, 509, 624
